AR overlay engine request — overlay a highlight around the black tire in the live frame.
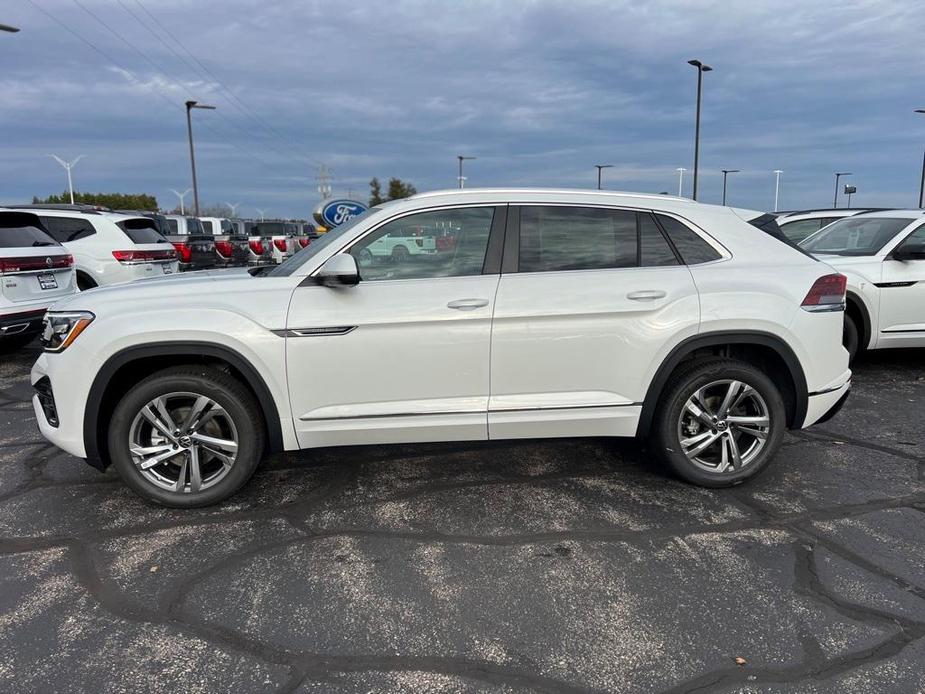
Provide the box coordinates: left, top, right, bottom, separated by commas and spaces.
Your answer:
843, 313, 859, 365
108, 365, 265, 508
391, 245, 409, 262
76, 273, 97, 292
649, 358, 786, 487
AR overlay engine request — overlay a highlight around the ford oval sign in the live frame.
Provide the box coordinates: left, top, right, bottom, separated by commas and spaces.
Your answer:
316, 199, 367, 228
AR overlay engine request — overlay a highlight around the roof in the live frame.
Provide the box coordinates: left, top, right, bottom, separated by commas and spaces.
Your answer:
409, 187, 694, 205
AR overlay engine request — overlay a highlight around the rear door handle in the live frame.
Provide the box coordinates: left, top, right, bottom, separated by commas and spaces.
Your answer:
447, 298, 489, 311
627, 290, 667, 301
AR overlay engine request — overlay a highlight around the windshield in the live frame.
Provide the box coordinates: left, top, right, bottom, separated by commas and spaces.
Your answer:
800, 217, 914, 255
266, 209, 378, 277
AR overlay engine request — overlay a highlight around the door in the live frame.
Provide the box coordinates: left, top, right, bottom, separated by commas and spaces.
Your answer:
286, 205, 505, 448
489, 206, 700, 440
877, 224, 925, 347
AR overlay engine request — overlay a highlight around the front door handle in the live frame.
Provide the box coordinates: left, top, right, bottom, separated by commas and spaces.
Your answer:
627, 290, 667, 301
447, 298, 489, 311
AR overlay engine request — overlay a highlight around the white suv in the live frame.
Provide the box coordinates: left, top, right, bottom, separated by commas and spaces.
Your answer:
0, 210, 76, 350
12, 206, 178, 290
776, 209, 873, 243
800, 209, 925, 361
31, 189, 851, 507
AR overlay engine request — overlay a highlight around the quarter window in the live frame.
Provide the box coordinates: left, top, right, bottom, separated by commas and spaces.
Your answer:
639, 213, 679, 267
655, 214, 722, 264
350, 207, 495, 281
38, 216, 96, 243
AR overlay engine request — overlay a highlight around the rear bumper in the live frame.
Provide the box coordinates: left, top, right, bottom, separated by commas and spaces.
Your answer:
802, 376, 851, 428
0, 308, 47, 337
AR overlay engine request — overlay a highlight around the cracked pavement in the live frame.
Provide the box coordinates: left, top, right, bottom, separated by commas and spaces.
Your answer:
0, 344, 923, 693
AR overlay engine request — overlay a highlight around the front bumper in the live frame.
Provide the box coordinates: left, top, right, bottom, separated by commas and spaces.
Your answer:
1, 308, 47, 338
31, 350, 91, 461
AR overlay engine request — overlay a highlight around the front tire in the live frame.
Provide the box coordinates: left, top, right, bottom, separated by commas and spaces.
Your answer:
108, 366, 265, 508
650, 359, 786, 487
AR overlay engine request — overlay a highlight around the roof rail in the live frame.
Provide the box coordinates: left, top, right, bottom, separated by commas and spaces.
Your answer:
409, 187, 694, 203
7, 203, 110, 214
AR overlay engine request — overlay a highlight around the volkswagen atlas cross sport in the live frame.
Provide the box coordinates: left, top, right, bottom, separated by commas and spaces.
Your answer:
800, 209, 925, 362
31, 189, 851, 508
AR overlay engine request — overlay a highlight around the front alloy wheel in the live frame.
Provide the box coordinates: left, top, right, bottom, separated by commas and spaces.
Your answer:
108, 366, 265, 507
128, 392, 238, 494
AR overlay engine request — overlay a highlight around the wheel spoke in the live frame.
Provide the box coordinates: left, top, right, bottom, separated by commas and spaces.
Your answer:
141, 404, 178, 442
730, 384, 756, 412
693, 388, 715, 417
726, 415, 770, 427
727, 432, 742, 469
174, 457, 188, 492
153, 396, 179, 433
190, 432, 237, 453
135, 445, 181, 470
717, 381, 741, 418
715, 435, 731, 473
182, 396, 211, 433
682, 430, 722, 458
733, 424, 768, 440
188, 446, 202, 493
685, 400, 714, 427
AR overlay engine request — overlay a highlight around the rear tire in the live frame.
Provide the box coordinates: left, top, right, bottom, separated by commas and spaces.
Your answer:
108, 366, 265, 508
843, 314, 859, 365
649, 358, 786, 487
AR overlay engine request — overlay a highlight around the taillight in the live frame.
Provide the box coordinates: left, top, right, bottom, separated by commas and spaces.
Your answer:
298, 238, 310, 248
0, 254, 73, 273
273, 239, 287, 252
172, 242, 192, 263
801, 273, 847, 312
214, 240, 235, 258
112, 249, 178, 264
249, 240, 265, 254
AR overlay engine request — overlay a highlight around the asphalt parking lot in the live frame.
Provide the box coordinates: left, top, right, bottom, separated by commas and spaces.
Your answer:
0, 344, 923, 693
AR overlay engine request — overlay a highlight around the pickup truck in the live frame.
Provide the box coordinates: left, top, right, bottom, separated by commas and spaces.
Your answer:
163, 215, 217, 271
229, 219, 274, 266
198, 217, 250, 267
252, 221, 299, 264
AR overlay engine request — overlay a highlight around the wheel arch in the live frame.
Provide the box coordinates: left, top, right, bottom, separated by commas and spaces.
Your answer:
83, 341, 284, 470
845, 290, 872, 351
637, 331, 808, 437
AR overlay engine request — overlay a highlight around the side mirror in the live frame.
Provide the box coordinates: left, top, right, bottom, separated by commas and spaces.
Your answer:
316, 253, 359, 287
891, 243, 925, 261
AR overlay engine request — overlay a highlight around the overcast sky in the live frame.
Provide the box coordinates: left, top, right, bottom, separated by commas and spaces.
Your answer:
2, 0, 924, 218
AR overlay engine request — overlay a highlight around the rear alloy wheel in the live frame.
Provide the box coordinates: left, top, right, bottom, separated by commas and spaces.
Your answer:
651, 359, 785, 487
108, 366, 264, 507
843, 313, 859, 364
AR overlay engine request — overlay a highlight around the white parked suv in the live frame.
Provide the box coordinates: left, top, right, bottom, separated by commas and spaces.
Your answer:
800, 209, 925, 361
0, 210, 76, 350
31, 189, 851, 507
12, 206, 178, 290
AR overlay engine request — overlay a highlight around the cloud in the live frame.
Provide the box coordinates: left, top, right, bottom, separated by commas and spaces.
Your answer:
1, 0, 923, 215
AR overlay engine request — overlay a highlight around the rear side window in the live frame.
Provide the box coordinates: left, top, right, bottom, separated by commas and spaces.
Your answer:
0, 213, 60, 247
115, 218, 166, 244
38, 215, 96, 243
201, 220, 215, 234
186, 217, 204, 234
654, 214, 721, 264
167, 218, 179, 233
519, 206, 637, 272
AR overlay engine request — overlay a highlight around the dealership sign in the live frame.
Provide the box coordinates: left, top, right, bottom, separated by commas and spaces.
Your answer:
313, 199, 368, 228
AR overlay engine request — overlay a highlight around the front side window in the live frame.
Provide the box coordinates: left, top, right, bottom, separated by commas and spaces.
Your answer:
801, 217, 915, 256
350, 207, 495, 281
38, 216, 96, 243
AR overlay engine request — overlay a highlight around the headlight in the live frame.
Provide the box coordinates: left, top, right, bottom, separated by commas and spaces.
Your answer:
41, 311, 95, 352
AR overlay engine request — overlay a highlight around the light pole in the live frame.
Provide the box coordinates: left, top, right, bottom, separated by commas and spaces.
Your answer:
833, 172, 852, 208
915, 110, 925, 207
226, 202, 241, 217
169, 188, 192, 215
255, 208, 267, 222
844, 184, 856, 207
0, 23, 21, 33
687, 59, 712, 201
185, 100, 216, 216
721, 169, 740, 206
594, 164, 614, 190
457, 155, 476, 189
48, 155, 85, 205
676, 167, 686, 197
773, 170, 783, 212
